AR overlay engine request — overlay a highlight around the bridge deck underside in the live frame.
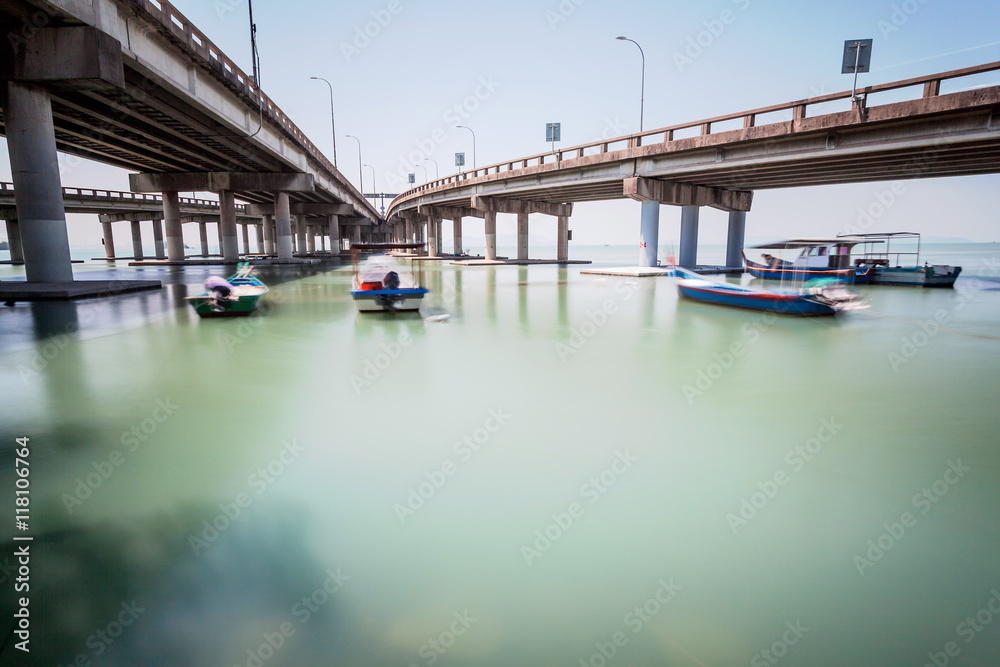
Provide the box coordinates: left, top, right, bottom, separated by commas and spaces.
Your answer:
391, 91, 1000, 217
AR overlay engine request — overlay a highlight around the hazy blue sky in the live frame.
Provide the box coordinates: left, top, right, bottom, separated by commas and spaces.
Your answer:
2, 0, 999, 250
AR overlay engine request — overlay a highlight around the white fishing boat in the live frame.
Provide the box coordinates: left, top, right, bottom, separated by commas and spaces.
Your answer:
840, 232, 962, 287
350, 242, 429, 313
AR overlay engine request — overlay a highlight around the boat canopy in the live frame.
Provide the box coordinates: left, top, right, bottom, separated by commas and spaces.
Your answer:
751, 236, 881, 250
836, 232, 921, 241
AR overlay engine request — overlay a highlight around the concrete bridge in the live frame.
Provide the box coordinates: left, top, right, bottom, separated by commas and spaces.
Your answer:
1, 0, 381, 291
0, 182, 376, 263
387, 61, 1000, 268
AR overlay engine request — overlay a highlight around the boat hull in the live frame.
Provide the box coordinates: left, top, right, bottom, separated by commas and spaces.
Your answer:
671, 268, 840, 316
351, 288, 429, 312
870, 265, 961, 287
743, 256, 874, 284
187, 293, 265, 317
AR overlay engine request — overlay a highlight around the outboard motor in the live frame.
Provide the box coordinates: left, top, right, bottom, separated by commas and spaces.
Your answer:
383, 271, 400, 290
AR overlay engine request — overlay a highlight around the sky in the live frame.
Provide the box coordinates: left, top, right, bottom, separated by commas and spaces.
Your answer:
2, 0, 999, 250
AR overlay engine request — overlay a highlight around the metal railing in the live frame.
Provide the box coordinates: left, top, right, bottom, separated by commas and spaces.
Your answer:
390, 60, 1000, 209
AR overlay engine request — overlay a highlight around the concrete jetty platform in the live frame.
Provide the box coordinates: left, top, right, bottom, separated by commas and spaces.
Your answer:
451, 258, 592, 266
0, 280, 162, 301
128, 258, 321, 266
580, 265, 742, 277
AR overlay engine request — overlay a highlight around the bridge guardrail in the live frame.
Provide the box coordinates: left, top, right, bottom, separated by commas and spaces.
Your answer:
0, 183, 247, 213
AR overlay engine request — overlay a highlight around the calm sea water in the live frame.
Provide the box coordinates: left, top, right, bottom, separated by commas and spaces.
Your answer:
1, 244, 999, 666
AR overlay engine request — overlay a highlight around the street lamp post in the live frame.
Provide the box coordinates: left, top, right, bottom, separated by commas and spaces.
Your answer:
456, 125, 477, 171
415, 164, 427, 183
423, 158, 439, 180
616, 36, 645, 132
309, 76, 337, 167
345, 134, 363, 194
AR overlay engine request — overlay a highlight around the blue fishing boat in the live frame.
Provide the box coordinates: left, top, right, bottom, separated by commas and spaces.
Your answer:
743, 238, 876, 283
670, 267, 866, 316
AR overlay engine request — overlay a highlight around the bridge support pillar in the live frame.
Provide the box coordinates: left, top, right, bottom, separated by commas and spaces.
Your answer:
262, 214, 275, 255
294, 215, 307, 255
163, 191, 184, 261
241, 222, 251, 256
453, 217, 463, 255
484, 211, 497, 261
101, 220, 115, 260
517, 212, 529, 260
726, 211, 746, 268
679, 205, 700, 267
320, 234, 326, 252
152, 219, 165, 259
216, 222, 224, 256
5, 82, 73, 282
130, 221, 144, 260
427, 216, 440, 258
405, 219, 415, 245
275, 192, 293, 259
638, 201, 660, 268
558, 215, 570, 261
255, 223, 264, 254
352, 225, 361, 246
306, 224, 316, 253
219, 190, 239, 261
199, 222, 209, 257
5, 220, 24, 264
329, 215, 340, 254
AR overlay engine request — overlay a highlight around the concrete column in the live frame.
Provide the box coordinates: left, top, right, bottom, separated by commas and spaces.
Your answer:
306, 224, 316, 253
199, 222, 209, 257
557, 215, 570, 261
352, 225, 361, 246
152, 219, 165, 259
101, 220, 115, 259
216, 222, 224, 255
485, 210, 497, 261
5, 220, 24, 264
262, 214, 275, 255
427, 216, 440, 257
241, 222, 251, 256
679, 205, 700, 267
726, 210, 747, 268
453, 216, 463, 255
219, 190, 239, 261
130, 220, 144, 260
320, 234, 326, 252
435, 219, 443, 256
255, 224, 264, 254
517, 212, 529, 261
329, 215, 340, 254
405, 219, 415, 245
295, 214, 307, 255
638, 200, 660, 268
5, 82, 73, 282
275, 192, 293, 259
163, 191, 184, 261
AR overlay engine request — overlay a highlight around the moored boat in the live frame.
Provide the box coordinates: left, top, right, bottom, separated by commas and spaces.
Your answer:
186, 263, 268, 317
670, 267, 866, 316
743, 238, 876, 283
840, 232, 962, 287
351, 242, 429, 313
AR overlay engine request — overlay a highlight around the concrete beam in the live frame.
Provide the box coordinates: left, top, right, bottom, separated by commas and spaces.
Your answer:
246, 202, 354, 216
129, 172, 315, 193
416, 204, 485, 219
1, 27, 125, 91
397, 209, 425, 221
623, 176, 752, 212
470, 195, 572, 217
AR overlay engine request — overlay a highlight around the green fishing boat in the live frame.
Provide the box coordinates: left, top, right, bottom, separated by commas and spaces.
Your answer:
186, 263, 268, 317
